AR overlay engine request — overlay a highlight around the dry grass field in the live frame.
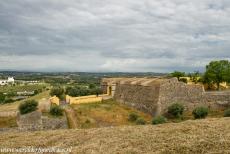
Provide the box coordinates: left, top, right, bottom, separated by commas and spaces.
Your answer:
0, 118, 229, 153
0, 90, 50, 112
70, 99, 152, 128
0, 116, 17, 128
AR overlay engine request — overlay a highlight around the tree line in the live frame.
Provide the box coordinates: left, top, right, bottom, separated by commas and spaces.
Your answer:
171, 60, 230, 90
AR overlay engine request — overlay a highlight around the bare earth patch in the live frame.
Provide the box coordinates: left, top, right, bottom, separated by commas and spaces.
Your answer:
0, 118, 229, 153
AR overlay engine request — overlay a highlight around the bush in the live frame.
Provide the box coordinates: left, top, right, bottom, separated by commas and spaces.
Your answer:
135, 118, 146, 125
179, 78, 188, 83
192, 107, 209, 119
128, 113, 139, 122
168, 103, 184, 118
50, 105, 63, 116
224, 108, 230, 117
19, 100, 38, 115
4, 98, 14, 104
152, 116, 167, 125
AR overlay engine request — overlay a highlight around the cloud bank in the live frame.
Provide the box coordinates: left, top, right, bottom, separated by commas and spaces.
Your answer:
0, 0, 230, 72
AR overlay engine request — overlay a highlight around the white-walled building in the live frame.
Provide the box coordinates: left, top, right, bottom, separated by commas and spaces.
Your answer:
0, 77, 15, 86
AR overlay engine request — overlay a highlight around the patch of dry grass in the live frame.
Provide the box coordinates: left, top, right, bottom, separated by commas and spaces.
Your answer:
71, 99, 152, 128
0, 90, 50, 112
0, 118, 229, 153
0, 116, 17, 128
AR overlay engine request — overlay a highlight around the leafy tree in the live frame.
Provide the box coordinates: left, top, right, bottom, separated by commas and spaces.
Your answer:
190, 71, 200, 84
204, 60, 230, 90
89, 83, 96, 89
171, 71, 185, 80
65, 86, 102, 97
50, 87, 65, 99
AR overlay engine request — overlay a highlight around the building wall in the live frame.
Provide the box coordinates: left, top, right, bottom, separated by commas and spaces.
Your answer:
66, 95, 103, 105
49, 96, 60, 106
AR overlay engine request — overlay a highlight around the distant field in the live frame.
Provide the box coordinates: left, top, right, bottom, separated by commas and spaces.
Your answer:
0, 84, 48, 93
0, 118, 229, 153
0, 90, 50, 112
70, 99, 152, 129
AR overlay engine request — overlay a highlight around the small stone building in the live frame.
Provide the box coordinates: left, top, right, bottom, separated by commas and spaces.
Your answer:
101, 77, 230, 116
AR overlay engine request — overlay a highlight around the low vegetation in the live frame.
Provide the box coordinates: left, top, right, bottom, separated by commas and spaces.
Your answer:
128, 112, 139, 122
224, 108, 230, 117
192, 106, 209, 119
50, 87, 65, 100
135, 118, 146, 125
50, 105, 63, 116
70, 99, 151, 129
18, 100, 38, 115
0, 117, 17, 128
152, 116, 167, 125
167, 103, 184, 118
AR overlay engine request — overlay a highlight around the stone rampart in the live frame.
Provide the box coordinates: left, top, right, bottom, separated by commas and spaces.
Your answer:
114, 84, 160, 114
104, 77, 230, 116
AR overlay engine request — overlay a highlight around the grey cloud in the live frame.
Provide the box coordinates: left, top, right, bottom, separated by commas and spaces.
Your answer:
0, 0, 229, 72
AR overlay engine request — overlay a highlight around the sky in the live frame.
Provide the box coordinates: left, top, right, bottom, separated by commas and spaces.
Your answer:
0, 0, 230, 73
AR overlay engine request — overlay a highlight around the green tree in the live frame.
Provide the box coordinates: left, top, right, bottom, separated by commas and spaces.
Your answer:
50, 87, 65, 99
171, 71, 185, 80
204, 60, 230, 90
0, 92, 6, 104
89, 83, 96, 89
190, 71, 200, 84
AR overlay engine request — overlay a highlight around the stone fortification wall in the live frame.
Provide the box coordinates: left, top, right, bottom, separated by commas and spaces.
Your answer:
203, 91, 230, 110
104, 77, 230, 116
17, 111, 68, 131
17, 111, 43, 131
158, 78, 206, 113
114, 84, 160, 115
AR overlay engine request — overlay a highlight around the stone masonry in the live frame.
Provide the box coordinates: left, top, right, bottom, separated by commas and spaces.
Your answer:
101, 77, 230, 116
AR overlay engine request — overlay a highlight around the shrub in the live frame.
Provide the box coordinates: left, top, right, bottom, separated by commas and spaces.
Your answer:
50, 105, 63, 116
19, 100, 38, 115
4, 98, 14, 104
136, 118, 146, 125
128, 113, 139, 122
168, 103, 184, 118
152, 116, 167, 125
224, 108, 230, 117
179, 78, 188, 83
192, 107, 209, 119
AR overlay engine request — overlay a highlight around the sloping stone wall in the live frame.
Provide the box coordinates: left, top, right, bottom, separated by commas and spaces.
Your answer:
114, 84, 160, 115
17, 111, 68, 131
17, 111, 43, 131
203, 91, 230, 110
108, 77, 230, 116
42, 116, 68, 130
158, 78, 206, 113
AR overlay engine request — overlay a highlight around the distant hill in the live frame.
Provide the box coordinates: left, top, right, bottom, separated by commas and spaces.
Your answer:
1, 118, 229, 153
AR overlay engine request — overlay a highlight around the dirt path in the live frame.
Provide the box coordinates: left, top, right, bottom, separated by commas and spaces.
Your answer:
64, 106, 78, 129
